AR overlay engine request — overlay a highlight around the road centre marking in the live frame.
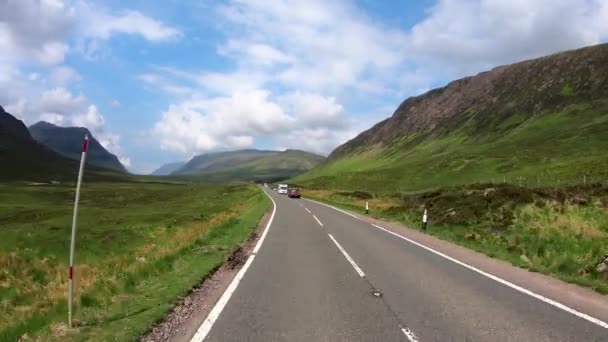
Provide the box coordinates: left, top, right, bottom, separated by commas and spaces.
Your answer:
305, 207, 311, 214
328, 233, 365, 278
313, 215, 324, 227
401, 327, 419, 342
304, 198, 360, 220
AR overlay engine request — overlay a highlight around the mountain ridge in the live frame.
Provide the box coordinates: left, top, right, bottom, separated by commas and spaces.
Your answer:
173, 148, 325, 183
29, 121, 127, 173
297, 43, 608, 192
151, 161, 186, 176
0, 106, 79, 180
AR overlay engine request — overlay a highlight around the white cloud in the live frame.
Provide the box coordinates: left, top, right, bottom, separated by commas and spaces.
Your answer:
71, 105, 105, 130
0, 0, 72, 65
215, 0, 406, 92
138, 73, 194, 95
407, 0, 608, 72
111, 99, 121, 107
147, 0, 406, 156
76, 1, 182, 42
119, 157, 132, 168
153, 89, 293, 154
218, 40, 293, 66
39, 87, 87, 116
50, 66, 81, 85
151, 87, 366, 156
279, 92, 344, 128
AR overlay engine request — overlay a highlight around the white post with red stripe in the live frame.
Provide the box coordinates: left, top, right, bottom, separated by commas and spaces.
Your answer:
68, 135, 88, 328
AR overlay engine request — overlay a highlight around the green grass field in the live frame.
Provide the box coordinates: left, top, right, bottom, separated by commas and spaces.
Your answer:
304, 185, 608, 294
294, 100, 608, 193
0, 181, 269, 341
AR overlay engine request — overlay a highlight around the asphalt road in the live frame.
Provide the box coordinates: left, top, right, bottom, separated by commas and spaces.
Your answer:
201, 189, 608, 341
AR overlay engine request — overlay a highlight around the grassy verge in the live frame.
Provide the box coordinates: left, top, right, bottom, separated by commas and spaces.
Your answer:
0, 182, 269, 341
303, 184, 608, 294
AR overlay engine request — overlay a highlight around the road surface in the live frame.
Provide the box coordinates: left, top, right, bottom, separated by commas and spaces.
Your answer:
196, 189, 607, 341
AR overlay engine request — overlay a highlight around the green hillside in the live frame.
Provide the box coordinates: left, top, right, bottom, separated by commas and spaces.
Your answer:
174, 149, 324, 183
295, 44, 608, 193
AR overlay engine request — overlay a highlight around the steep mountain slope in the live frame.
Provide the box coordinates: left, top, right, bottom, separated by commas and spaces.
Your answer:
29, 121, 127, 172
151, 162, 185, 176
295, 43, 608, 192
0, 106, 79, 180
173, 149, 325, 182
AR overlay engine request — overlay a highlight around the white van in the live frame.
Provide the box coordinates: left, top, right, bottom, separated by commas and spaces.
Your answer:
278, 184, 288, 194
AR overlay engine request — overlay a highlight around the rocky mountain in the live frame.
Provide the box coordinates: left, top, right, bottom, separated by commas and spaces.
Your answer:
29, 121, 127, 173
151, 161, 185, 176
0, 106, 77, 180
173, 149, 325, 182
296, 43, 608, 192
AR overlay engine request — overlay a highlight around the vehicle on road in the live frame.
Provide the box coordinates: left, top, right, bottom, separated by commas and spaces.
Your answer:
278, 184, 288, 194
288, 188, 301, 198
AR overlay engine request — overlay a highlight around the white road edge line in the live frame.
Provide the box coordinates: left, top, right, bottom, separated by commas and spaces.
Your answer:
312, 214, 324, 227
305, 207, 312, 214
304, 198, 360, 220
369, 223, 608, 330
190, 189, 278, 342
401, 328, 419, 342
327, 233, 365, 278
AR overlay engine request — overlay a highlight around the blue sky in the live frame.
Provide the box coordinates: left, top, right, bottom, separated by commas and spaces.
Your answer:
2, 0, 607, 173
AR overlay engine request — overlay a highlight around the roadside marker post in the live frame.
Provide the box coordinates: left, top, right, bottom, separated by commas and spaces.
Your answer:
365, 201, 369, 214
422, 209, 428, 231
68, 135, 88, 328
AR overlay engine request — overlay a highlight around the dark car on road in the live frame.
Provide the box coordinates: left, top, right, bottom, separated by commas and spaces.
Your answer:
288, 188, 301, 198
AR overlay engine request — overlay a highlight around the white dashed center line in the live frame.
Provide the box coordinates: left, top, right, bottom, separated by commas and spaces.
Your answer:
327, 233, 365, 278
401, 327, 419, 342
304, 207, 311, 214
312, 214, 324, 227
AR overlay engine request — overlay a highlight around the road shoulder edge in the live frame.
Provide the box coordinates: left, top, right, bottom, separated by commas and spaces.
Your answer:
142, 187, 277, 342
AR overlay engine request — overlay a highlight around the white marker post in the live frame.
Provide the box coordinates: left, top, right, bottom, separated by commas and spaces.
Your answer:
68, 135, 88, 328
365, 201, 369, 214
422, 209, 428, 231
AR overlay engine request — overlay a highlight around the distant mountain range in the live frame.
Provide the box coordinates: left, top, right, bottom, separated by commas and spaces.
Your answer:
170, 149, 325, 182
151, 161, 185, 176
295, 43, 608, 192
29, 121, 127, 172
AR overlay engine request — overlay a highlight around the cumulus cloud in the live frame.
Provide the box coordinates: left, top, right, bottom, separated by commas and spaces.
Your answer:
39, 87, 87, 116
407, 0, 608, 73
71, 104, 105, 130
148, 0, 407, 156
151, 87, 364, 156
50, 66, 81, 85
76, 1, 182, 42
0, 0, 72, 65
216, 0, 406, 92
119, 157, 132, 168
153, 89, 293, 154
